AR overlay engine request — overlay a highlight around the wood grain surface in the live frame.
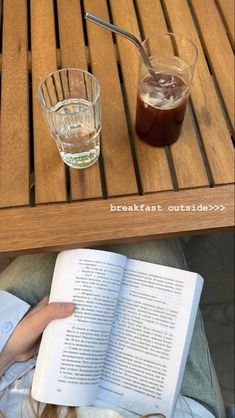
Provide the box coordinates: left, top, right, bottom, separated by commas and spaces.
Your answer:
0, 184, 233, 256
215, 0, 235, 48
190, 0, 234, 131
136, 0, 209, 189
0, 0, 234, 256
57, 0, 103, 201
163, 0, 234, 185
31, 0, 67, 203
109, 0, 173, 193
0, 0, 29, 208
84, 0, 138, 197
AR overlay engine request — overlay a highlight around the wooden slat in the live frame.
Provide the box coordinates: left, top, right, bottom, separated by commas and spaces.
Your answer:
0, 0, 29, 208
57, 0, 102, 201
0, 184, 233, 256
163, 0, 234, 185
109, 0, 173, 193
31, 0, 67, 203
215, 0, 235, 48
135, 0, 208, 190
190, 0, 234, 131
83, 0, 138, 197
0, 46, 115, 73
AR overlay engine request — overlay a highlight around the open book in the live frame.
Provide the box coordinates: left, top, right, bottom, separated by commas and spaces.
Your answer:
32, 249, 203, 417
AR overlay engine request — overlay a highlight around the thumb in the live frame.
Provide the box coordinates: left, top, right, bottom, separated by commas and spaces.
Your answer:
29, 302, 75, 336
44, 301, 75, 321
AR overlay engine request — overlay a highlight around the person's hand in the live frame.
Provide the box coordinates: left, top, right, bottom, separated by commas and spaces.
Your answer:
1, 296, 74, 370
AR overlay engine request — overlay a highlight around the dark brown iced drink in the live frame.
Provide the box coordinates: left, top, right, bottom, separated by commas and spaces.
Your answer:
136, 72, 189, 147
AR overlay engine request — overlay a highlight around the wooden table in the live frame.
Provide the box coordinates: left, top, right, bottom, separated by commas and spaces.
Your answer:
0, 0, 234, 256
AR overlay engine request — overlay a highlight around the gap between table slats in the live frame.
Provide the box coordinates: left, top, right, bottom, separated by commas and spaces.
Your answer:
0, 46, 116, 74
30, 0, 67, 204
57, 0, 103, 201
188, 0, 234, 132
215, 0, 235, 49
109, 0, 174, 194
162, 0, 234, 186
0, 0, 29, 208
0, 0, 232, 206
83, 0, 138, 197
135, 0, 209, 190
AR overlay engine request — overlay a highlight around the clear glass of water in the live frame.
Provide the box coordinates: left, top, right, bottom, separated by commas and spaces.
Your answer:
38, 68, 101, 169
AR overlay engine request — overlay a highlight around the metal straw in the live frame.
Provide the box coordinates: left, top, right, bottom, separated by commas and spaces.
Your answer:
85, 13, 157, 79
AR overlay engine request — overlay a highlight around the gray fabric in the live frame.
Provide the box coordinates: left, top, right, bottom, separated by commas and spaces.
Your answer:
181, 310, 223, 417
0, 239, 224, 417
0, 253, 57, 305
226, 405, 235, 418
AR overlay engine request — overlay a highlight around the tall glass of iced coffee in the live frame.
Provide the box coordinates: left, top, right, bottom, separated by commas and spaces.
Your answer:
135, 33, 198, 147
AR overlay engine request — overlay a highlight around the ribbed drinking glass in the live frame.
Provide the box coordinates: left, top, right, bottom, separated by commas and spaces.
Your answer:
38, 68, 101, 169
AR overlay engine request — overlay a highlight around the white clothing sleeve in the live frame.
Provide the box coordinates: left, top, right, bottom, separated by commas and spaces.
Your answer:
0, 290, 36, 392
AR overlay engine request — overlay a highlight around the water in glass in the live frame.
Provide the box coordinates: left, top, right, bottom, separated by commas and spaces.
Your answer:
51, 98, 100, 169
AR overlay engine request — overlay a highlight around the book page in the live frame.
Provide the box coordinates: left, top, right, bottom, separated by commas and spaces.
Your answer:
97, 259, 203, 417
32, 249, 126, 406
